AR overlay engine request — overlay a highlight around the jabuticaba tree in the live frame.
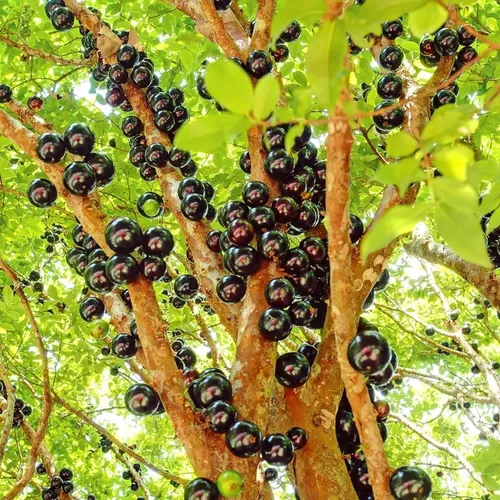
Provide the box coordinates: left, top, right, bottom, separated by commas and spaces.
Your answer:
0, 0, 499, 499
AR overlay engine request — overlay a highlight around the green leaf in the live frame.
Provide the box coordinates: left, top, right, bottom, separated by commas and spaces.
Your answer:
270, 0, 328, 42
408, 1, 448, 37
435, 204, 491, 267
346, 0, 427, 44
174, 114, 252, 154
479, 184, 500, 215
374, 157, 425, 196
253, 75, 281, 120
433, 144, 474, 181
421, 104, 478, 146
485, 86, 500, 112
359, 0, 428, 21
385, 131, 419, 158
285, 124, 304, 153
205, 59, 254, 116
361, 203, 428, 262
432, 177, 479, 213
305, 19, 348, 111
487, 208, 500, 234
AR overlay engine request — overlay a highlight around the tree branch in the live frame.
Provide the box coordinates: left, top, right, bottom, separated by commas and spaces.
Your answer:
0, 259, 53, 500
6, 99, 53, 134
112, 448, 152, 499
397, 367, 492, 404
52, 392, 187, 485
0, 34, 93, 67
324, 91, 392, 498
391, 412, 484, 487
249, 0, 276, 51
419, 259, 452, 318
199, 0, 243, 58
405, 224, 500, 314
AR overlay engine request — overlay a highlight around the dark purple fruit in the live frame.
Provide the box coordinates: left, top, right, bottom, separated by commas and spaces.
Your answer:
168, 87, 185, 106
239, 151, 251, 173
79, 296, 105, 322
263, 127, 286, 151
275, 352, 310, 388
373, 268, 390, 291
420, 53, 440, 67
379, 46, 404, 71
457, 46, 478, 65
140, 164, 157, 181
261, 434, 295, 466
243, 181, 270, 207
117, 44, 139, 69
248, 206, 276, 233
108, 63, 128, 84
184, 478, 219, 500
226, 246, 260, 276
225, 421, 262, 457
105, 254, 139, 285
51, 7, 74, 31
259, 308, 292, 341
265, 467, 278, 481
297, 343, 317, 365
299, 237, 326, 265
142, 226, 174, 257
279, 20, 301, 42
457, 25, 476, 46
129, 145, 146, 167
272, 196, 299, 223
145, 143, 169, 168
350, 214, 364, 243
27, 178, 57, 208
181, 160, 199, 178
154, 110, 175, 132
292, 125, 312, 151
45, 0, 64, 17
206, 401, 237, 433
112, 333, 138, 359
258, 230, 289, 260
434, 28, 459, 56
432, 89, 456, 109
63, 162, 96, 196
347, 330, 391, 375
293, 201, 320, 230
105, 217, 143, 253
82, 234, 99, 252
288, 300, 313, 326
246, 50, 273, 79
174, 274, 199, 300
382, 19, 403, 39
265, 278, 295, 308
121, 116, 143, 138
84, 261, 115, 294
389, 466, 432, 500
196, 72, 212, 100
141, 256, 166, 281
377, 73, 403, 99
373, 100, 404, 131
280, 248, 310, 276
125, 383, 160, 416
196, 373, 232, 408
218, 201, 249, 227
169, 148, 191, 168
181, 194, 208, 221
206, 230, 222, 253
216, 275, 247, 303
286, 427, 308, 450
85, 152, 115, 187
67, 247, 86, 268
271, 44, 289, 63
177, 346, 197, 367
178, 177, 204, 200
63, 123, 95, 156
35, 132, 65, 163
132, 65, 153, 88
227, 219, 255, 247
